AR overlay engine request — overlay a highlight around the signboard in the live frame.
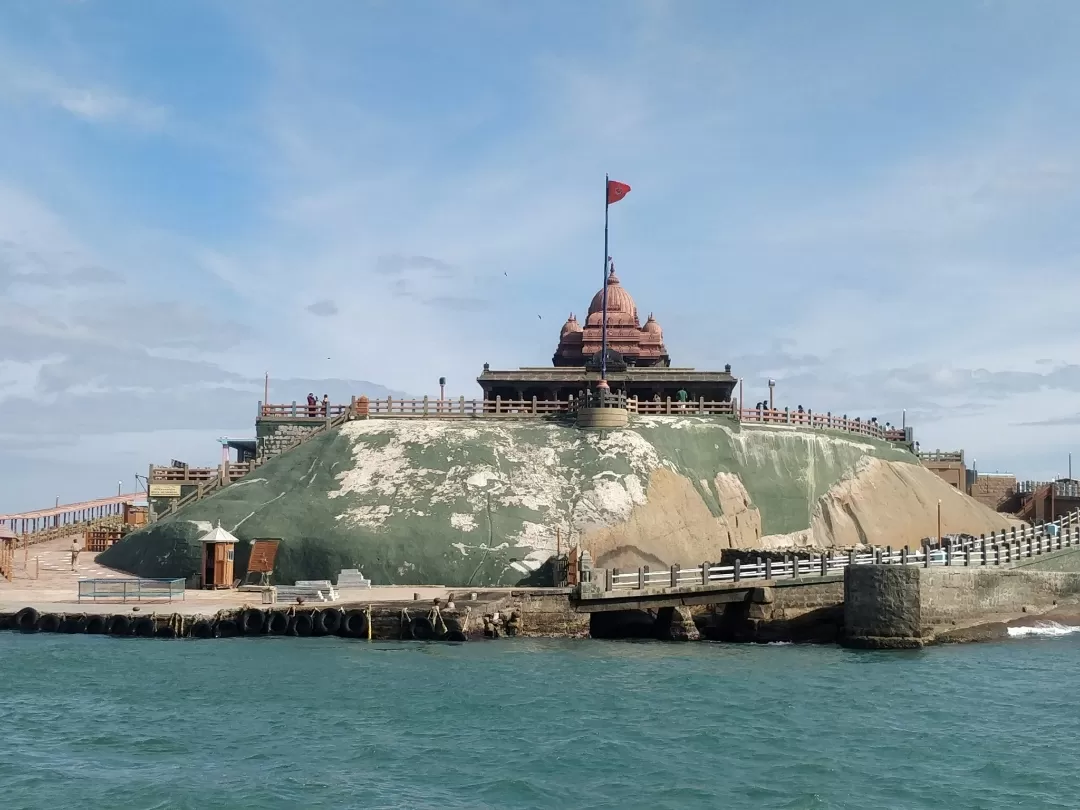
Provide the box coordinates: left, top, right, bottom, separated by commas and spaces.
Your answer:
149, 484, 182, 498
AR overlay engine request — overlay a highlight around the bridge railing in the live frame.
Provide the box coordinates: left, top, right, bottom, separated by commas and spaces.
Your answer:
603, 511, 1080, 591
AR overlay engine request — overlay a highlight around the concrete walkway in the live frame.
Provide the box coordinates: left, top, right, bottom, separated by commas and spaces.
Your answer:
0, 536, 523, 616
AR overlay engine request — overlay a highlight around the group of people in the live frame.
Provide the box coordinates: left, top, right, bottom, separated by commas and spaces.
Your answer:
306, 393, 330, 417
748, 402, 897, 432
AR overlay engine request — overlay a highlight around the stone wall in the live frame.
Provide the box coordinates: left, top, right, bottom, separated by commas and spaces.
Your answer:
843, 566, 922, 647
970, 474, 1017, 511
843, 564, 1080, 647
256, 418, 326, 462
492, 591, 590, 637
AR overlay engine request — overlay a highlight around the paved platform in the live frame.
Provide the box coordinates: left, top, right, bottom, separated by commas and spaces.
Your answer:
0, 536, 547, 616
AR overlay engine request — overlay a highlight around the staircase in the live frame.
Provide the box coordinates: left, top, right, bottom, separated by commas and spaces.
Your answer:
159, 411, 352, 521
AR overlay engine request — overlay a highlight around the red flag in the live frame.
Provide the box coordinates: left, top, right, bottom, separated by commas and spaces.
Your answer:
607, 180, 631, 205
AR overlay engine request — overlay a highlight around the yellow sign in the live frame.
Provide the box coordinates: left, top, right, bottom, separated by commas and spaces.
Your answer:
149, 484, 182, 498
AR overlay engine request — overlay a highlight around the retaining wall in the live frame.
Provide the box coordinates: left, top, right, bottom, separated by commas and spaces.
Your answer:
256, 418, 327, 461
844, 563, 1080, 647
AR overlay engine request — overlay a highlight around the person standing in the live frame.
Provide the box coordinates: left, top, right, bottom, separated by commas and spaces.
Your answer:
70, 538, 80, 572
306, 392, 317, 417
321, 394, 330, 417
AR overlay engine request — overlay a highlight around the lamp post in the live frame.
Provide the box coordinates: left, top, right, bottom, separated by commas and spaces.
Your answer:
439, 377, 446, 413
118, 480, 122, 497
768, 379, 775, 411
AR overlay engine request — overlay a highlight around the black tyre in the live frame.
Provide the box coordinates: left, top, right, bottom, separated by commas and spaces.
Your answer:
292, 612, 313, 637
216, 619, 239, 638
108, 614, 132, 635
191, 620, 214, 639
267, 611, 289, 635
340, 609, 368, 638
239, 608, 266, 635
85, 615, 107, 634
134, 617, 155, 638
441, 617, 465, 641
155, 625, 178, 639
60, 615, 84, 634
315, 609, 341, 636
410, 616, 435, 641
38, 613, 62, 633
14, 607, 39, 633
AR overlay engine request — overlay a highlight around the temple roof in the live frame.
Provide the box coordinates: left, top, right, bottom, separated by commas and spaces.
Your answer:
587, 268, 637, 320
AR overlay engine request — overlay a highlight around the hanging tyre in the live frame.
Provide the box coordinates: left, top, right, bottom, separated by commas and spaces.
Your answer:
191, 620, 214, 639
292, 612, 313, 637
340, 609, 368, 638
410, 616, 435, 641
38, 613, 62, 633
85, 615, 107, 634
134, 617, 155, 638
60, 615, 84, 634
442, 617, 466, 642
216, 619, 238, 638
108, 614, 132, 635
15, 607, 40, 633
239, 608, 266, 635
315, 609, 342, 636
267, 611, 289, 635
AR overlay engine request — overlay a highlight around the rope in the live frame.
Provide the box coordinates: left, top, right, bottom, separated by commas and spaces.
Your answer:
366, 606, 372, 641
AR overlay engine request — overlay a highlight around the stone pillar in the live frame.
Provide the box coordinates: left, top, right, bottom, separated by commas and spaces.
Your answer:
842, 565, 923, 648
655, 606, 700, 641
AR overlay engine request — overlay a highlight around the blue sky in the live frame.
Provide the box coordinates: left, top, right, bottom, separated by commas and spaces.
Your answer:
3, 0, 1080, 511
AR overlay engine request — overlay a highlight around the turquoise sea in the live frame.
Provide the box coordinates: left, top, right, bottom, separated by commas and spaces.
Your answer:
2, 633, 1079, 810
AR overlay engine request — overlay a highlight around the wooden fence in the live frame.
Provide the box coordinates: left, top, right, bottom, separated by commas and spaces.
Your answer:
150, 463, 253, 485
603, 511, 1079, 592
0, 538, 13, 582
257, 397, 908, 443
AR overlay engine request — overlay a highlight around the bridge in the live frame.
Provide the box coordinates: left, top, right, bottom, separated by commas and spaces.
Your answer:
575, 511, 1078, 612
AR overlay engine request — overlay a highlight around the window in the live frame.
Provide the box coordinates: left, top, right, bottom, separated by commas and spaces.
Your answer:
227, 549, 234, 561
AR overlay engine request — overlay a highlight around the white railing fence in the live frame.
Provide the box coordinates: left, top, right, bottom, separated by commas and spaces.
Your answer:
602, 510, 1080, 592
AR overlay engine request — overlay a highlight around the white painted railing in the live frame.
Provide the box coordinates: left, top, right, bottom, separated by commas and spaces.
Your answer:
603, 510, 1080, 592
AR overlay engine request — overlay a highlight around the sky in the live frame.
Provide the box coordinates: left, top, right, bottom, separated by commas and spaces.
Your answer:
3, 0, 1080, 512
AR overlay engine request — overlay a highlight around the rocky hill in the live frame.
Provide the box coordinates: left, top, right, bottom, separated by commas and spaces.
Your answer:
101, 416, 1016, 586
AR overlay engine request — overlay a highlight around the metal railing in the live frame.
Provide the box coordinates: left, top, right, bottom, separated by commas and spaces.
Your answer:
77, 578, 186, 603
602, 511, 1080, 592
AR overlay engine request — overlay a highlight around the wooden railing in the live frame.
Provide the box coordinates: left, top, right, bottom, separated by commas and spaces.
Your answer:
602, 511, 1079, 592
257, 398, 908, 443
14, 515, 125, 549
259, 403, 351, 418
149, 463, 253, 485
0, 538, 13, 582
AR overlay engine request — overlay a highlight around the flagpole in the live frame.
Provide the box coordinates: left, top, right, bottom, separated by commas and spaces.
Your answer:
600, 173, 610, 392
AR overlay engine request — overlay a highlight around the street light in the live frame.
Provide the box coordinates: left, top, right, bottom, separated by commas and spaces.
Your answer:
118, 480, 123, 496
439, 377, 446, 412
768, 379, 775, 411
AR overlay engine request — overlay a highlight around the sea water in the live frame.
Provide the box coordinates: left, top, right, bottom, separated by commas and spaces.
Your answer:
2, 632, 1079, 810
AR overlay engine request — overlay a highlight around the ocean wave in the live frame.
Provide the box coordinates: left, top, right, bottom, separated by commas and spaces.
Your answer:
1007, 621, 1080, 638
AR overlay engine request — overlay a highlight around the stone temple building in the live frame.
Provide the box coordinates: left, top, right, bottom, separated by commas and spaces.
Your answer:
477, 266, 736, 402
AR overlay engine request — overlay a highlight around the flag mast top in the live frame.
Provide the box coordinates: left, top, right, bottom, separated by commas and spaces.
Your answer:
599, 176, 631, 393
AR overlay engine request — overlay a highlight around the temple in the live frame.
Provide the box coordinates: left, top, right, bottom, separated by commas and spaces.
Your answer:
478, 264, 737, 402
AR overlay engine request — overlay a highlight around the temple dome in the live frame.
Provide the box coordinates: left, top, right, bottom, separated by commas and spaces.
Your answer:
587, 269, 637, 319
641, 313, 662, 336
560, 313, 583, 337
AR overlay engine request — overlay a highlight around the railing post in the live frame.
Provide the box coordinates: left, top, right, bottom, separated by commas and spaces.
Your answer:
637, 566, 645, 589
459, 396, 465, 415
874, 548, 882, 565
291, 400, 297, 417
848, 549, 856, 569
792, 554, 800, 579
755, 556, 763, 579
965, 548, 972, 567
820, 554, 827, 576
665, 396, 672, 415
670, 564, 679, 588
604, 568, 613, 591
885, 545, 892, 564
701, 561, 710, 585
532, 395, 538, 415
612, 567, 620, 589
733, 558, 741, 582
257, 400, 263, 418
901, 547, 908, 566
764, 557, 772, 580
423, 395, 429, 416
981, 539, 987, 565
496, 395, 502, 414
946, 541, 954, 566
